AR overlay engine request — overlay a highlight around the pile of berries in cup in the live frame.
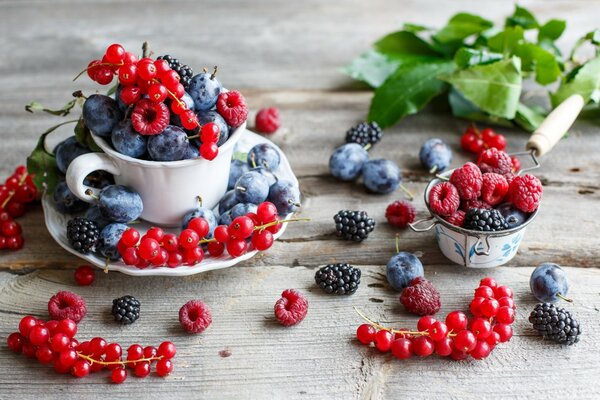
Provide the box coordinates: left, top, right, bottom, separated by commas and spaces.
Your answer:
428, 147, 542, 231
0, 166, 38, 251
356, 277, 515, 360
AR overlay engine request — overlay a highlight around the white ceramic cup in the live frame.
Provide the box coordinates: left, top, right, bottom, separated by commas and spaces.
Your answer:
66, 122, 246, 227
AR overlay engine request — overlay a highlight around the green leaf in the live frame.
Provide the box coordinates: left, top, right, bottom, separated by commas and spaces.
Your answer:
454, 47, 503, 68
448, 89, 514, 127
402, 23, 429, 33
343, 50, 403, 88
433, 13, 493, 44
515, 102, 546, 131
441, 57, 522, 119
488, 26, 524, 54
25, 99, 77, 117
106, 83, 118, 97
505, 5, 538, 29
538, 19, 566, 41
552, 55, 600, 106
374, 30, 440, 57
569, 30, 600, 60
514, 44, 562, 84
367, 60, 455, 128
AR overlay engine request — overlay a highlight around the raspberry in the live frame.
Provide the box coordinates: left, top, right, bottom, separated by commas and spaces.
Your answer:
508, 174, 543, 212
428, 182, 460, 216
216, 91, 248, 128
255, 107, 281, 134
179, 300, 212, 334
450, 162, 482, 200
399, 277, 441, 316
460, 199, 491, 212
131, 99, 170, 135
445, 210, 465, 227
385, 200, 416, 229
47, 291, 87, 323
481, 173, 509, 206
274, 289, 308, 327
510, 156, 521, 173
477, 148, 512, 175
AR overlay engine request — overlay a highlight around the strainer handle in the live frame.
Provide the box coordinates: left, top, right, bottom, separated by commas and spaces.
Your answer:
526, 94, 584, 156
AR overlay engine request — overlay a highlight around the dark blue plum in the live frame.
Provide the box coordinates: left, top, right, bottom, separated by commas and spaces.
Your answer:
268, 180, 300, 215
147, 125, 188, 161
188, 72, 222, 111
82, 94, 123, 137
530, 263, 570, 303
386, 252, 424, 291
228, 160, 250, 190
234, 171, 269, 204
55, 136, 91, 174
84, 206, 111, 230
53, 181, 89, 214
419, 138, 452, 172
183, 143, 200, 159
98, 185, 143, 223
115, 85, 128, 112
362, 159, 401, 194
230, 203, 258, 218
219, 190, 239, 215
497, 203, 529, 229
247, 143, 280, 171
249, 166, 277, 186
97, 223, 128, 260
196, 110, 230, 146
329, 143, 368, 181
218, 211, 233, 226
111, 120, 147, 158
182, 206, 218, 238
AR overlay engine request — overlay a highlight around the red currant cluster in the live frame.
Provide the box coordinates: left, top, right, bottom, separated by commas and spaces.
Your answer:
117, 202, 304, 268
355, 277, 516, 361
7, 316, 175, 383
0, 166, 37, 251
460, 125, 506, 154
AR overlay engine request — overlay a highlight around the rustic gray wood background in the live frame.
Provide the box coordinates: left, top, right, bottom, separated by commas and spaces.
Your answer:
1, 1, 599, 399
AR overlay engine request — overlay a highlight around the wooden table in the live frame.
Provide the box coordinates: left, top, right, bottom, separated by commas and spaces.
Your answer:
1, 1, 599, 399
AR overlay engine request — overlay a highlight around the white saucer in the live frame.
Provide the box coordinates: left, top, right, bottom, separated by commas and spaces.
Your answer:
42, 129, 298, 276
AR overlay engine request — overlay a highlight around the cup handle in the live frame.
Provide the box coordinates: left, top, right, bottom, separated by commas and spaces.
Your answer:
66, 152, 120, 203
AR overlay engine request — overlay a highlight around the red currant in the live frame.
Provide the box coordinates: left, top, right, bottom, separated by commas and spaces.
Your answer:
188, 217, 209, 238
6, 235, 24, 251
486, 331, 501, 348
173, 83, 185, 98
498, 296, 515, 309
105, 44, 125, 64
226, 239, 248, 257
390, 338, 413, 359
427, 321, 448, 341
207, 241, 225, 257
95, 67, 114, 85
6, 201, 25, 218
179, 229, 200, 249
267, 216, 283, 234
57, 349, 78, 368
200, 143, 218, 161
0, 236, 6, 250
200, 123, 220, 143
469, 296, 485, 317
148, 83, 168, 103
7, 332, 24, 353
72, 359, 91, 378
256, 202, 278, 223
474, 285, 494, 298
417, 316, 437, 331
36, 345, 54, 364
481, 128, 506, 151
111, 368, 128, 384
160, 70, 180, 90
28, 325, 50, 346
162, 234, 179, 252
134, 361, 151, 377
229, 216, 254, 239
479, 298, 500, 317
57, 319, 77, 338
19, 316, 38, 337
479, 277, 497, 288
105, 343, 122, 361
251, 229, 274, 251
167, 252, 184, 268
143, 346, 157, 359
50, 333, 71, 352
120, 85, 142, 105
122, 247, 140, 266
137, 59, 157, 80
494, 285, 513, 299
213, 225, 230, 243
118, 64, 138, 85
470, 318, 492, 339
496, 306, 515, 324
445, 311, 468, 332
87, 60, 102, 80
356, 324, 376, 345
14, 185, 36, 203
74, 265, 95, 286
157, 341, 176, 359
154, 60, 170, 74
470, 341, 492, 360
138, 237, 161, 260
21, 340, 36, 358
453, 330, 477, 353
493, 323, 513, 343
412, 336, 434, 357
127, 344, 144, 362
183, 247, 204, 265
181, 110, 198, 130
89, 337, 107, 357
374, 330, 393, 352
151, 248, 169, 267
434, 337, 454, 356
156, 359, 174, 377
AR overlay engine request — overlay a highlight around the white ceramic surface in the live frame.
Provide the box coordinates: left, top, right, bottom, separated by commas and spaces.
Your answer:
44, 129, 298, 276
66, 122, 246, 227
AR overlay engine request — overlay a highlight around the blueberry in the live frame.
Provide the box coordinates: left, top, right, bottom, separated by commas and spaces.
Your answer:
230, 203, 258, 218
419, 138, 452, 172
82, 94, 123, 137
53, 181, 89, 214
84, 206, 111, 230
188, 72, 222, 111
362, 159, 401, 194
329, 143, 368, 181
219, 190, 239, 215
386, 252, 424, 291
247, 143, 281, 171
228, 160, 250, 190
268, 180, 300, 215
234, 171, 269, 204
183, 143, 200, 159
55, 136, 91, 174
218, 211, 233, 226
497, 203, 528, 229
182, 206, 218, 238
249, 166, 277, 186
98, 185, 143, 223
196, 110, 230, 146
147, 125, 188, 161
530, 263, 570, 303
111, 120, 147, 158
97, 223, 128, 260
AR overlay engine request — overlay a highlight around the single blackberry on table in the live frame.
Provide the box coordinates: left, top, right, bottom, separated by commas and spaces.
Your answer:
157, 55, 194, 90
529, 303, 581, 345
315, 263, 361, 295
333, 210, 375, 242
66, 217, 99, 254
464, 208, 509, 232
112, 295, 141, 325
345, 122, 383, 147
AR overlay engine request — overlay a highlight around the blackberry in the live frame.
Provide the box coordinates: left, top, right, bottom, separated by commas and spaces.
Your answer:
345, 121, 383, 147
464, 208, 509, 232
334, 210, 375, 242
66, 217, 99, 254
315, 263, 361, 295
157, 55, 194, 90
111, 295, 141, 325
528, 303, 581, 345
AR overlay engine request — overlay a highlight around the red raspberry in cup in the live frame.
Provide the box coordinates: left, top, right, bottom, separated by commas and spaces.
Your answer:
507, 174, 543, 212
428, 182, 460, 216
477, 148, 512, 175
481, 173, 509, 206
450, 162, 482, 200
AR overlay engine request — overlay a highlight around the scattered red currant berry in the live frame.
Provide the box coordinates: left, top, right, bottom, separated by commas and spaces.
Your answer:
356, 324, 376, 345
155, 359, 174, 377
74, 265, 95, 286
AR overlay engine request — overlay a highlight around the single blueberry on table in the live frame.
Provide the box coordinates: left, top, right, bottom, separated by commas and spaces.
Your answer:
247, 143, 281, 172
230, 202, 258, 218
196, 110, 230, 146
55, 136, 91, 174
228, 160, 250, 190
82, 94, 123, 137
98, 184, 143, 223
112, 120, 147, 159
234, 171, 270, 205
362, 159, 401, 194
268, 180, 300, 216
182, 206, 218, 238
53, 181, 89, 214
386, 252, 424, 291
148, 125, 188, 161
329, 143, 368, 181
530, 263, 570, 303
219, 190, 239, 215
497, 203, 528, 229
85, 206, 111, 230
419, 138, 452, 172
97, 223, 128, 260
188, 72, 222, 111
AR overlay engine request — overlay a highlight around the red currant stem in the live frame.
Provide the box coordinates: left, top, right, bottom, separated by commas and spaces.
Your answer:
1, 172, 29, 208
186, 134, 200, 140
429, 165, 438, 174
399, 184, 414, 200
72, 62, 123, 82
353, 307, 456, 337
435, 174, 449, 181
255, 217, 310, 231
77, 352, 163, 366
210, 66, 218, 80
557, 293, 574, 303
